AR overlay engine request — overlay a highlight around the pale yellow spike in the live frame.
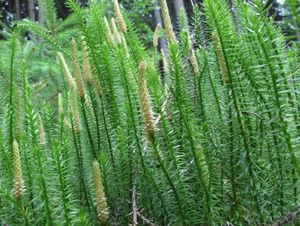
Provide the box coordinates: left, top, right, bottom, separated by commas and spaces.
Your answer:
82, 40, 92, 84
212, 31, 229, 83
138, 61, 155, 141
58, 93, 63, 118
92, 160, 109, 224
104, 17, 115, 46
13, 140, 25, 199
38, 114, 46, 145
72, 89, 81, 133
71, 39, 86, 97
121, 35, 130, 58
161, 48, 169, 74
57, 52, 76, 90
190, 49, 200, 75
113, 0, 127, 33
153, 23, 161, 49
158, 0, 177, 42
111, 18, 122, 44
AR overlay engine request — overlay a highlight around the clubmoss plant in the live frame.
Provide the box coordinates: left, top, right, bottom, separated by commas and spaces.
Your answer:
104, 16, 115, 47
0, 0, 299, 225
138, 61, 155, 141
111, 18, 122, 44
153, 23, 161, 49
13, 140, 25, 199
57, 52, 76, 90
92, 160, 109, 225
158, 0, 176, 42
113, 0, 127, 33
38, 115, 46, 145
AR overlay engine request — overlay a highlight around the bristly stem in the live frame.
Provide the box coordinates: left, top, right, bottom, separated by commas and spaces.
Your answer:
9, 34, 17, 147
79, 97, 98, 159
256, 31, 300, 176
149, 135, 186, 224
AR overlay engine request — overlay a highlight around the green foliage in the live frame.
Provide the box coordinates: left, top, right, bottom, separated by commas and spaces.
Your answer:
38, 0, 58, 29
282, 0, 300, 41
0, 0, 299, 225
119, 0, 154, 43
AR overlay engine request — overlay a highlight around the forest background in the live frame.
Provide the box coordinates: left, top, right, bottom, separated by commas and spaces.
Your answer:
1, 0, 299, 102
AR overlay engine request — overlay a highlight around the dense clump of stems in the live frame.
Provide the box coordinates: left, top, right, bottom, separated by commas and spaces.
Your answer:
0, 0, 299, 225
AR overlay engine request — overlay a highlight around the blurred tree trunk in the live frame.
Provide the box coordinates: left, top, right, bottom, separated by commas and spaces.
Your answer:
228, 0, 233, 9
28, 0, 36, 21
173, 0, 185, 13
55, 0, 70, 19
173, 0, 190, 33
15, 0, 21, 20
38, 0, 45, 24
153, 0, 167, 51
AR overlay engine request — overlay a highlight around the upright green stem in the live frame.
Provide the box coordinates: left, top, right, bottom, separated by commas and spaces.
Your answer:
118, 53, 169, 221
256, 33, 300, 176
149, 135, 186, 224
80, 97, 98, 159
86, 84, 102, 154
